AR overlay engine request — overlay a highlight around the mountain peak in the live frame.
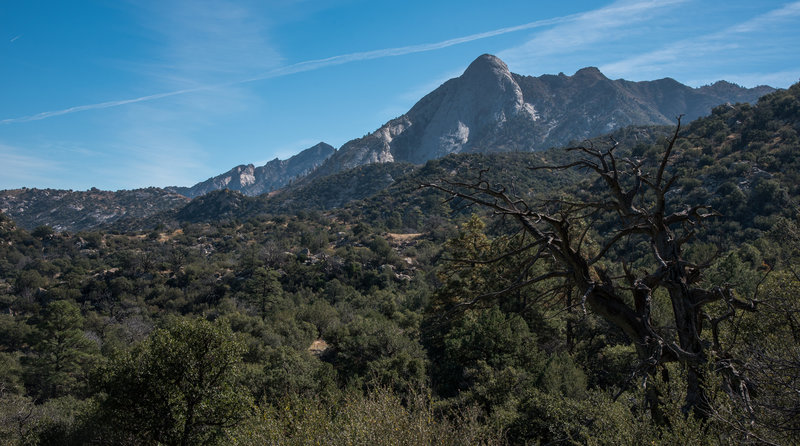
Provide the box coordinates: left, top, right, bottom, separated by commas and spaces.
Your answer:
463, 54, 510, 79
176, 55, 775, 195
573, 66, 605, 79
308, 142, 334, 151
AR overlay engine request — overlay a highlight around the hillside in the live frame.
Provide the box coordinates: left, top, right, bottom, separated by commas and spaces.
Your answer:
163, 54, 772, 198
0, 55, 774, 231
0, 187, 188, 232
662, 83, 799, 242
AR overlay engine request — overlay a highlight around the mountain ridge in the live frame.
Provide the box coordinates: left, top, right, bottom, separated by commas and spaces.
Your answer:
306, 54, 773, 181
0, 54, 781, 231
168, 142, 335, 198
0, 187, 189, 232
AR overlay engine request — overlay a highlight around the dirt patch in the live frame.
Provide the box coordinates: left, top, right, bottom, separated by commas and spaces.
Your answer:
158, 228, 183, 243
308, 339, 329, 356
386, 233, 423, 242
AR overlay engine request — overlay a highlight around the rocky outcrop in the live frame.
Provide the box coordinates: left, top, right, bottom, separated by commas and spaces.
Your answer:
309, 54, 773, 179
171, 142, 334, 198
314, 55, 540, 176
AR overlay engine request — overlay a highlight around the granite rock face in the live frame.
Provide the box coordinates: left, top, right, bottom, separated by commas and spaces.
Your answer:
314, 55, 537, 176
310, 54, 773, 179
171, 142, 335, 198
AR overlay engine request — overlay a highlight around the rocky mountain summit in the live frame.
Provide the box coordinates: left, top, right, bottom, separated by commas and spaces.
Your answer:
310, 54, 773, 178
314, 54, 538, 176
169, 54, 772, 194
170, 142, 334, 198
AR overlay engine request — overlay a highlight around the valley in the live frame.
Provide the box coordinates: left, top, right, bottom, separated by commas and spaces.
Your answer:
1, 56, 798, 445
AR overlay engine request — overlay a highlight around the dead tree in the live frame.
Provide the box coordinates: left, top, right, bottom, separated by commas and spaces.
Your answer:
425, 119, 758, 421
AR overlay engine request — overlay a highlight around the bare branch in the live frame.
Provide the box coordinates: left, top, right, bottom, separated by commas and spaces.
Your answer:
656, 115, 683, 188
424, 118, 759, 421
440, 239, 547, 265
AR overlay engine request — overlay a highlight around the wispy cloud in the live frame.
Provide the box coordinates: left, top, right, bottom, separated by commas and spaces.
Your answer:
0, 143, 65, 189
241, 14, 580, 79
10, 35, 21, 43
130, 0, 282, 82
498, 0, 689, 73
725, 1, 800, 33
106, 122, 211, 188
1, 87, 207, 124
89, 0, 281, 189
600, 1, 800, 84
2, 5, 612, 125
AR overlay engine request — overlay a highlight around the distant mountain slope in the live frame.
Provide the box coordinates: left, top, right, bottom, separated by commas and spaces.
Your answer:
166, 54, 772, 196
110, 163, 421, 229
109, 125, 674, 231
311, 54, 773, 179
170, 142, 334, 198
2, 76, 797, 235
161, 81, 798, 237
266, 162, 417, 213
0, 55, 783, 232
0, 188, 189, 231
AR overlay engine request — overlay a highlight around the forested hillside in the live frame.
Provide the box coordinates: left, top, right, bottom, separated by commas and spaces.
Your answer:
0, 84, 798, 445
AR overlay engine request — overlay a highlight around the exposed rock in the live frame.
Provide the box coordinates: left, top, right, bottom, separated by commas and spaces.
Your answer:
0, 188, 189, 232
309, 54, 774, 179
170, 142, 335, 198
308, 339, 329, 356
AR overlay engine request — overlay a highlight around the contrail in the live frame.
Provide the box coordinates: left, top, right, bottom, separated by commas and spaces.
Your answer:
600, 1, 800, 79
240, 14, 580, 81
1, 15, 579, 125
1, 87, 209, 124
0, 1, 669, 125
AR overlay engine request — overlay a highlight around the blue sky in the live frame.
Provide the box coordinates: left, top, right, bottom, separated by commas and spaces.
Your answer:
1, 0, 798, 190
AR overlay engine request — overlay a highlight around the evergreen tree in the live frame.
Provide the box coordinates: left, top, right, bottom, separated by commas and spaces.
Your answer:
98, 318, 251, 446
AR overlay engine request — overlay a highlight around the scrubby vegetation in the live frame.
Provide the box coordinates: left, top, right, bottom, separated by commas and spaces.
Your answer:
1, 84, 799, 445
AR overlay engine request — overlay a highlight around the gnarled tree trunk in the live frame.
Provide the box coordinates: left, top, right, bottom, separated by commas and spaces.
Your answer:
426, 119, 758, 420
